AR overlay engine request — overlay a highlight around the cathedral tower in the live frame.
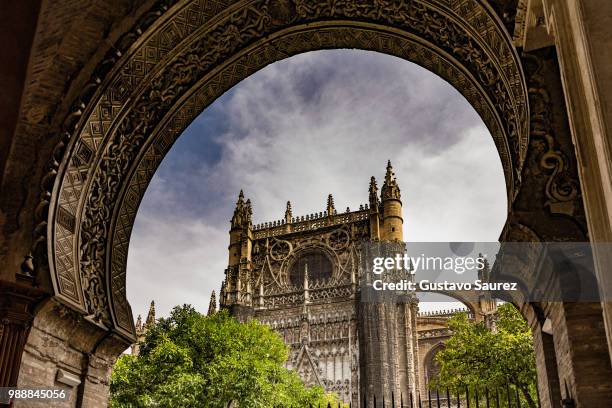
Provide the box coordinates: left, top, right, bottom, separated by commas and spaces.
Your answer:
223, 190, 254, 320
381, 160, 403, 241
359, 162, 418, 406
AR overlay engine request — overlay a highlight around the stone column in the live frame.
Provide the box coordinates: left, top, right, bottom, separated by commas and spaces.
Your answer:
526, 305, 562, 408
358, 302, 416, 406
16, 299, 131, 408
537, 0, 612, 360
0, 280, 46, 401
79, 334, 132, 407
509, 37, 612, 406
546, 301, 612, 406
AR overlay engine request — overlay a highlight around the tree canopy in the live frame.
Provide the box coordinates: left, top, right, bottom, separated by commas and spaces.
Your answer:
431, 303, 538, 408
110, 305, 342, 407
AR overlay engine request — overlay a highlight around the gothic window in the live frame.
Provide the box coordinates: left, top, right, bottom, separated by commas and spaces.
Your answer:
290, 250, 333, 286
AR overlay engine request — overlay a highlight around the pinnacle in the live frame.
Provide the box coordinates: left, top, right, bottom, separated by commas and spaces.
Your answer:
385, 160, 394, 181
145, 300, 156, 327
326, 194, 335, 214
285, 200, 293, 220
369, 176, 378, 190
381, 160, 401, 200
208, 290, 217, 316
369, 176, 379, 206
235, 190, 245, 207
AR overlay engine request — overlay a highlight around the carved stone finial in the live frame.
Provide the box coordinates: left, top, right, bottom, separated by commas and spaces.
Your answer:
145, 300, 156, 328
381, 160, 401, 201
326, 194, 335, 215
135, 314, 143, 333
207, 290, 217, 316
285, 201, 292, 223
231, 190, 253, 228
245, 199, 253, 226
369, 176, 379, 208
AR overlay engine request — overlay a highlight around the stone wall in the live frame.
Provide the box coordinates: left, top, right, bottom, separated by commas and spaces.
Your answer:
15, 300, 129, 408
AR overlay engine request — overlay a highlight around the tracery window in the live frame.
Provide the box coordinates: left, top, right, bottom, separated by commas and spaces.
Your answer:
290, 251, 333, 286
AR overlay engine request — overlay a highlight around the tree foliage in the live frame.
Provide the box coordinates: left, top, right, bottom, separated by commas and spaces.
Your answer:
431, 303, 538, 408
110, 305, 339, 407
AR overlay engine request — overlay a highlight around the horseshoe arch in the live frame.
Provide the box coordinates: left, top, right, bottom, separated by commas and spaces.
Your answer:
44, 0, 529, 343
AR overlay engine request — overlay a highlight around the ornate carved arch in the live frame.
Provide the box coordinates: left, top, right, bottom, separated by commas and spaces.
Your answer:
44, 0, 529, 341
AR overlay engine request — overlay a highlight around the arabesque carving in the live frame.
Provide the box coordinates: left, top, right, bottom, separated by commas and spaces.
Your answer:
522, 53, 580, 216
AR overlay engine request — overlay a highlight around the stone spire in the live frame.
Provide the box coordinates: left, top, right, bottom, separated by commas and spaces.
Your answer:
207, 290, 217, 316
326, 194, 335, 215
285, 201, 292, 223
132, 314, 145, 356
245, 198, 253, 226
369, 176, 379, 208
145, 300, 156, 328
380, 161, 403, 241
231, 190, 246, 229
231, 190, 253, 229
135, 314, 143, 333
381, 160, 401, 201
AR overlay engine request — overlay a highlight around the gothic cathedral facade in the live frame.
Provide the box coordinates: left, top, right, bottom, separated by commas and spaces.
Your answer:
218, 162, 455, 405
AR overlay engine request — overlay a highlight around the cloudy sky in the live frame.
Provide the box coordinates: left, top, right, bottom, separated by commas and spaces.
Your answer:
126, 49, 507, 321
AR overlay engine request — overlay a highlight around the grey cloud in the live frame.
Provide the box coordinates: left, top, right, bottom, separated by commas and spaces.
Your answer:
126, 49, 506, 320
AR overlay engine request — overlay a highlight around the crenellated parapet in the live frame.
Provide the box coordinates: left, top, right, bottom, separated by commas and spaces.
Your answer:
252, 206, 371, 238
417, 308, 473, 319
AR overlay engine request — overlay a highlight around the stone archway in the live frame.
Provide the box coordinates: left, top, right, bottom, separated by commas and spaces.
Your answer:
45, 0, 528, 345
2, 1, 611, 407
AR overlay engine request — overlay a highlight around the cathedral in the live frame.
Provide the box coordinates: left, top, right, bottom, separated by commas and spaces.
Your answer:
216, 162, 492, 405
131, 162, 496, 405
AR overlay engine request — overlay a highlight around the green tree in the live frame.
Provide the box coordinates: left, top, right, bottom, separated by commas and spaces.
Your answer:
110, 305, 338, 407
431, 303, 537, 408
